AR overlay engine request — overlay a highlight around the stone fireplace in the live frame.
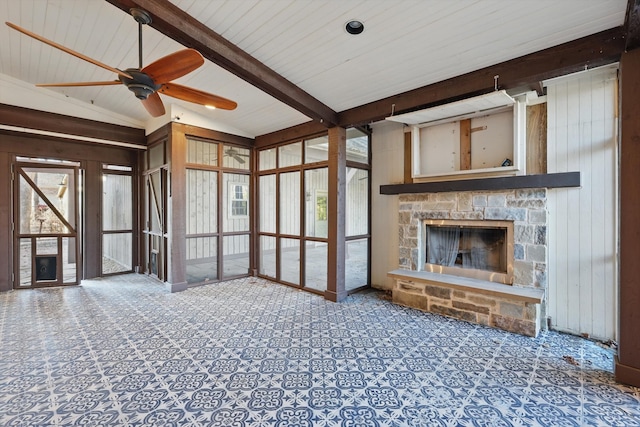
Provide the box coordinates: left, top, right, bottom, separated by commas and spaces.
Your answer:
390, 188, 548, 336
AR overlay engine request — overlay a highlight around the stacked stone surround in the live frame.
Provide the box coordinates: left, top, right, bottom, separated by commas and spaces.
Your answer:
392, 188, 548, 336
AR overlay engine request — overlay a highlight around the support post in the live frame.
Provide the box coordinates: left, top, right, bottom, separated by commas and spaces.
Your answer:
616, 47, 640, 387
325, 126, 347, 302
167, 124, 188, 292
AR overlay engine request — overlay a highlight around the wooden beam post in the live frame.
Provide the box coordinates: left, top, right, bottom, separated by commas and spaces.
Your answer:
403, 131, 412, 183
526, 103, 547, 174
0, 152, 10, 291
167, 123, 188, 292
326, 126, 347, 302
460, 119, 472, 170
625, 0, 640, 51
83, 160, 102, 279
616, 47, 640, 388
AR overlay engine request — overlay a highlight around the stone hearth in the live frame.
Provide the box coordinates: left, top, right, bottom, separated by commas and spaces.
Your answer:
391, 188, 548, 336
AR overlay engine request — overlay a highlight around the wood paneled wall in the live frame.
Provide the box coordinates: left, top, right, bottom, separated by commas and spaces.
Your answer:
546, 65, 618, 341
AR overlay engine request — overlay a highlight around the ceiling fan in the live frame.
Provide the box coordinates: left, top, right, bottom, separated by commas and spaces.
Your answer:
224, 147, 249, 164
5, 8, 237, 117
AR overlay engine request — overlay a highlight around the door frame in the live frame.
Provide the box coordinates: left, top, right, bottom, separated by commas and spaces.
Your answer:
12, 160, 81, 288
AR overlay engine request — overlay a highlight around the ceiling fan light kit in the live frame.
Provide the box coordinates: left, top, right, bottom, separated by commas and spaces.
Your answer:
5, 8, 237, 117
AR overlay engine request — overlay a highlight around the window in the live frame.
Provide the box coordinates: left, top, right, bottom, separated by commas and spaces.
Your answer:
229, 183, 249, 217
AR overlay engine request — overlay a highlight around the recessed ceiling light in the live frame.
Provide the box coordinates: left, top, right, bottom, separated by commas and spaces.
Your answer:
345, 20, 364, 35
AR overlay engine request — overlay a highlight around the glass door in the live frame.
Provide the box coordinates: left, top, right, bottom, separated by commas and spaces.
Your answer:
14, 162, 80, 287
143, 168, 168, 281
102, 165, 133, 274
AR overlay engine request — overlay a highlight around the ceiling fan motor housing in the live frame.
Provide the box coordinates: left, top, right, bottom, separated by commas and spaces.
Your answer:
119, 69, 161, 99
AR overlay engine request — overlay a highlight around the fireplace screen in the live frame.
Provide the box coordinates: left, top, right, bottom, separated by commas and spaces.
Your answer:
424, 220, 513, 283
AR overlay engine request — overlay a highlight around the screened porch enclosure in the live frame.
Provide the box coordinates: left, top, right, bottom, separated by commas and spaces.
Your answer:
184, 138, 251, 284
257, 128, 371, 295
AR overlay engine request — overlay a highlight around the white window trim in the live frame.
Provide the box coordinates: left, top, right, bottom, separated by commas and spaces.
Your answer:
228, 182, 249, 218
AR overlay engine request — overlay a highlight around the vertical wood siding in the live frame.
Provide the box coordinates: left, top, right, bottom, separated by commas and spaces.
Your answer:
346, 168, 369, 237
222, 173, 250, 257
186, 169, 217, 262
546, 65, 618, 340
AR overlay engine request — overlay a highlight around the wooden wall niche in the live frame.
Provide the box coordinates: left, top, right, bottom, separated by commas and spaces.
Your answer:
400, 94, 547, 184
389, 91, 534, 181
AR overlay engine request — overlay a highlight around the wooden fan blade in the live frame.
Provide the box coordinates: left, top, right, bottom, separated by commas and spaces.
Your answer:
5, 22, 132, 79
36, 81, 122, 87
141, 92, 166, 117
158, 83, 237, 110
142, 49, 204, 84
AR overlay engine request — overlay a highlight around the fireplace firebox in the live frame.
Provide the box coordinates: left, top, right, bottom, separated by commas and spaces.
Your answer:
423, 219, 514, 284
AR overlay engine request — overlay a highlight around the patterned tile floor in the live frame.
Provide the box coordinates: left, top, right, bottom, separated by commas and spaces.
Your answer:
1, 274, 639, 427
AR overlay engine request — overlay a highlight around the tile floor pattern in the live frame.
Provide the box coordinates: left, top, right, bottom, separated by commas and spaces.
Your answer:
1, 274, 639, 427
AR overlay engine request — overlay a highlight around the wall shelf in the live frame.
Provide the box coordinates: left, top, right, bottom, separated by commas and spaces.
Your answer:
379, 172, 580, 195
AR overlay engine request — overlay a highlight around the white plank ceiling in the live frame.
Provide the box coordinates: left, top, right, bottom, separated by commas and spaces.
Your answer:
0, 0, 628, 137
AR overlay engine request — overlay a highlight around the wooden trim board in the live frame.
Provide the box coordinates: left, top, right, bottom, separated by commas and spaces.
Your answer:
380, 172, 579, 194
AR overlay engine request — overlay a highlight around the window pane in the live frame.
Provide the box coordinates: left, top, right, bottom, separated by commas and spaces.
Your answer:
304, 135, 328, 163
223, 173, 250, 232
279, 172, 300, 235
223, 235, 250, 278
186, 169, 217, 234
187, 236, 217, 283
103, 164, 132, 172
346, 239, 368, 291
346, 128, 369, 164
149, 172, 162, 233
259, 175, 276, 233
62, 237, 76, 284
223, 145, 250, 170
19, 238, 31, 287
103, 174, 132, 231
279, 142, 302, 167
187, 138, 218, 166
103, 233, 132, 274
259, 148, 276, 171
280, 238, 300, 285
346, 168, 369, 237
305, 241, 327, 292
148, 142, 165, 169
36, 237, 57, 255
21, 169, 76, 233
305, 168, 328, 238
259, 236, 276, 278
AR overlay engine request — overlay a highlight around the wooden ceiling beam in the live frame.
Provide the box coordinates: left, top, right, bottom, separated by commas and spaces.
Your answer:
0, 103, 146, 147
105, 0, 338, 127
338, 27, 626, 128
625, 0, 640, 51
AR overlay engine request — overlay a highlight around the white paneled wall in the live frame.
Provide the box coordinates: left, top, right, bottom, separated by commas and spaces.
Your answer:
370, 120, 405, 290
545, 65, 618, 341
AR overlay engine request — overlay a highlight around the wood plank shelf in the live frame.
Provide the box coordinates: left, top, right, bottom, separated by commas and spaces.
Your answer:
380, 172, 580, 195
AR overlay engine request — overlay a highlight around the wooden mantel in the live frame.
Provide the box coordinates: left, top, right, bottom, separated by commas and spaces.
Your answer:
380, 172, 580, 195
